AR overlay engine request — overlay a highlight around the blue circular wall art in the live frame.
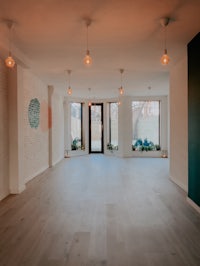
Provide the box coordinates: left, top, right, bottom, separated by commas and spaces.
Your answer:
28, 98, 40, 129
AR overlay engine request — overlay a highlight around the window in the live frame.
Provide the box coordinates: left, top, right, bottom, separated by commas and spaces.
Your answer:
70, 103, 83, 150
132, 101, 160, 151
108, 102, 118, 150
89, 104, 103, 153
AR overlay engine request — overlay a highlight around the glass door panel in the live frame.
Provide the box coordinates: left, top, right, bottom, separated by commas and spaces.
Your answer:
89, 104, 103, 153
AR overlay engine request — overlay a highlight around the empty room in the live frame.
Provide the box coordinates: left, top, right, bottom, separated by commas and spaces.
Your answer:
0, 0, 200, 265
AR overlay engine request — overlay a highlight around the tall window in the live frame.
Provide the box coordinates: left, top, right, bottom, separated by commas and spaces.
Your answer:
108, 102, 118, 149
70, 103, 83, 150
132, 101, 160, 151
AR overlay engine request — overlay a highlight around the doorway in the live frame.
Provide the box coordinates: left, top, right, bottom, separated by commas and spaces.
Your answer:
89, 103, 104, 153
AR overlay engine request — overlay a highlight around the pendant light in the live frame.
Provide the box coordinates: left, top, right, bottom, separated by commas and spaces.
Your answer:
83, 18, 92, 66
67, 70, 72, 95
160, 17, 170, 65
88, 88, 92, 106
119, 69, 124, 95
5, 20, 15, 68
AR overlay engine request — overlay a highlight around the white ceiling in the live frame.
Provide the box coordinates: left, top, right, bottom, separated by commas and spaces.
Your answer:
0, 0, 200, 98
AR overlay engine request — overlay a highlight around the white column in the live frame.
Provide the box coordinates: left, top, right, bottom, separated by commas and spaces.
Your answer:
63, 99, 68, 154
8, 65, 25, 194
118, 96, 132, 157
48, 85, 54, 167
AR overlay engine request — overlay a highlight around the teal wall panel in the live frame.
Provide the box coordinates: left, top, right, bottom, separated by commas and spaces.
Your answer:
188, 32, 200, 206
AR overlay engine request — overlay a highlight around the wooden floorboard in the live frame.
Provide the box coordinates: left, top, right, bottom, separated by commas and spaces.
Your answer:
0, 155, 200, 266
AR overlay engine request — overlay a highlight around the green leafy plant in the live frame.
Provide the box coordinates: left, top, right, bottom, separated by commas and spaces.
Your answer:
107, 143, 118, 151
71, 137, 81, 150
132, 138, 160, 152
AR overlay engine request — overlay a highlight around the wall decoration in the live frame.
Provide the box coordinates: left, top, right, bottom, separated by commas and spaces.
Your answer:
28, 98, 40, 128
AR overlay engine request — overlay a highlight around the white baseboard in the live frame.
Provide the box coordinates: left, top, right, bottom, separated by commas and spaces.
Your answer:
187, 197, 200, 213
9, 184, 26, 195
132, 151, 162, 158
68, 150, 88, 157
169, 175, 188, 192
25, 165, 49, 183
52, 155, 64, 166
0, 190, 10, 201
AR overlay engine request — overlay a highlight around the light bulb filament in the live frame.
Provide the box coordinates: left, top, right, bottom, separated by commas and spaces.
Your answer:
161, 49, 170, 65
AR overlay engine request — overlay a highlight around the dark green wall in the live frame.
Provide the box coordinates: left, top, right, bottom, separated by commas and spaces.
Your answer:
188, 32, 200, 206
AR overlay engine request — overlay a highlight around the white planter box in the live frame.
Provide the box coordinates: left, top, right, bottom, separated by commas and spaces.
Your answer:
132, 150, 162, 158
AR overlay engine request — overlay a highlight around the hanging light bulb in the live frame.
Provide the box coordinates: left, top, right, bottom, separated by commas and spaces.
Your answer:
83, 18, 92, 66
84, 50, 92, 66
66, 70, 72, 95
160, 17, 170, 66
161, 49, 170, 65
5, 53, 15, 68
67, 86, 72, 95
5, 20, 15, 69
118, 69, 124, 96
88, 88, 92, 106
119, 86, 124, 95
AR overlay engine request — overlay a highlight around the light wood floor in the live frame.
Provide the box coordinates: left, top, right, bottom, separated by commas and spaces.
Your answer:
0, 155, 200, 266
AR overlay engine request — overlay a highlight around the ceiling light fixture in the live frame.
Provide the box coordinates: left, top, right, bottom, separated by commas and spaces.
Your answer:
160, 17, 170, 65
66, 70, 72, 95
83, 18, 92, 66
119, 68, 124, 95
88, 87, 92, 106
5, 19, 15, 68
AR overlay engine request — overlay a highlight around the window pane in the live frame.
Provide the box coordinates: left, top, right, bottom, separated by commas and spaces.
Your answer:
71, 103, 82, 150
91, 105, 102, 152
109, 102, 118, 148
132, 101, 160, 149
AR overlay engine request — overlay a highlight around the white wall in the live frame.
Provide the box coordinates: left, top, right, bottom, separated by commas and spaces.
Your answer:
118, 96, 132, 157
8, 65, 25, 194
52, 92, 65, 165
0, 64, 67, 200
169, 51, 188, 192
23, 70, 49, 182
0, 59, 9, 200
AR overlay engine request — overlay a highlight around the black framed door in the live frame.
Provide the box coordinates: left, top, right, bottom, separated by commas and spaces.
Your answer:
89, 103, 104, 153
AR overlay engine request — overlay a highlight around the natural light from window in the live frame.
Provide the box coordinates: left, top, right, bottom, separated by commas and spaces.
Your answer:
70, 103, 83, 150
132, 101, 160, 151
108, 102, 118, 150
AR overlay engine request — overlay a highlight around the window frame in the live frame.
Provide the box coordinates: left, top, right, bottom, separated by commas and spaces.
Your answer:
108, 102, 119, 149
131, 100, 161, 150
70, 102, 83, 150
